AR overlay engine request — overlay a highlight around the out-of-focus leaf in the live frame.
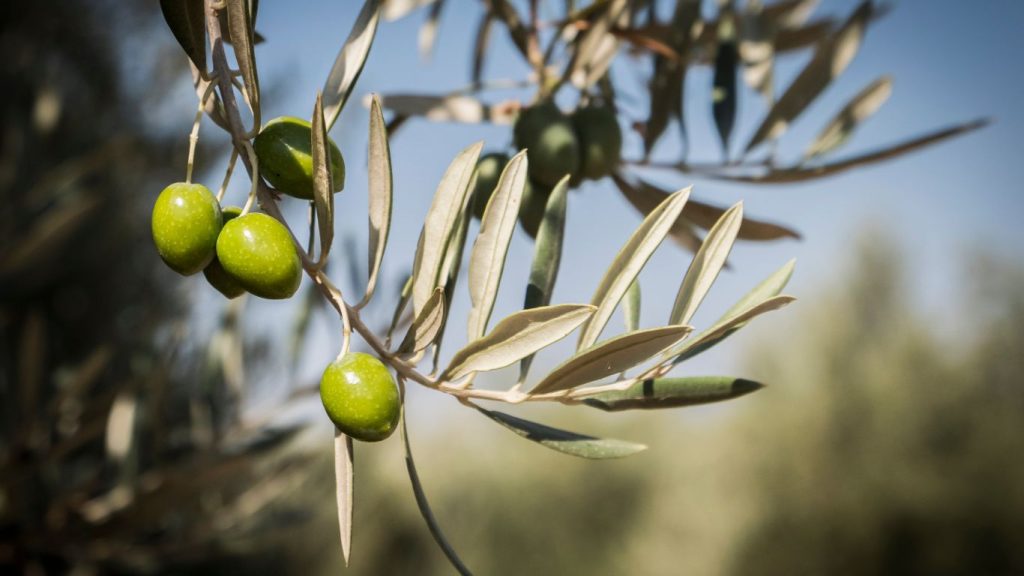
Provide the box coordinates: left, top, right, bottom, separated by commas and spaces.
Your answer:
520, 175, 570, 381
669, 202, 743, 326
678, 194, 800, 240
375, 93, 517, 125
472, 10, 494, 84
384, 0, 437, 21
762, 0, 819, 29
311, 93, 334, 266
160, 0, 206, 75
444, 304, 595, 381
361, 95, 393, 306
610, 173, 702, 253
712, 14, 738, 158
723, 258, 795, 319
804, 75, 892, 159
402, 411, 472, 576
566, 0, 629, 89
226, 0, 261, 126
739, 2, 775, 103
418, 0, 446, 60
334, 429, 354, 565
583, 375, 764, 411
645, 0, 700, 157
398, 288, 445, 355
485, 0, 532, 62
577, 186, 690, 350
410, 142, 482, 318
476, 407, 647, 459
773, 18, 833, 52
534, 325, 693, 394
669, 295, 795, 363
467, 151, 528, 340
323, 0, 381, 129
743, 1, 872, 155
623, 279, 641, 333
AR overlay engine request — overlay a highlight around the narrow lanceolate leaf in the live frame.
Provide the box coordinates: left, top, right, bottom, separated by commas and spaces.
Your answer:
384, 0, 437, 21
743, 1, 872, 155
805, 75, 892, 159
444, 304, 595, 381
476, 407, 646, 459
311, 93, 334, 266
431, 186, 475, 371
681, 196, 800, 241
567, 0, 629, 88
323, 0, 381, 129
723, 258, 795, 319
519, 176, 570, 381
534, 325, 693, 394
361, 95, 393, 305
334, 429, 354, 565
402, 412, 473, 576
466, 150, 528, 340
160, 0, 206, 75
577, 187, 691, 350
471, 10, 494, 84
226, 0, 260, 125
611, 173, 702, 252
669, 295, 795, 364
669, 202, 743, 326
712, 15, 739, 159
410, 142, 483, 318
623, 279, 641, 332
375, 93, 517, 125
398, 288, 445, 355
418, 0, 446, 60
583, 376, 765, 411
645, 0, 700, 157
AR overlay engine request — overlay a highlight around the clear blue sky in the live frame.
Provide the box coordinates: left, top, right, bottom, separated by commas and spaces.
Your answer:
185, 1, 1024, 414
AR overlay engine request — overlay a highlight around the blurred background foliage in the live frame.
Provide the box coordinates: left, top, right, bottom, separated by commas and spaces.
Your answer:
1, 0, 1022, 575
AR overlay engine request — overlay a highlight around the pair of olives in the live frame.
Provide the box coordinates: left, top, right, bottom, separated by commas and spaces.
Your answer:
320, 352, 401, 442
513, 102, 622, 186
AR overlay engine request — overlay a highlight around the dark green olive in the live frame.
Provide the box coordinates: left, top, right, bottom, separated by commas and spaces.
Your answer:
203, 206, 246, 298
472, 152, 511, 220
513, 102, 580, 187
517, 179, 549, 238
253, 116, 346, 200
572, 106, 622, 181
215, 212, 302, 300
320, 352, 401, 442
151, 182, 222, 275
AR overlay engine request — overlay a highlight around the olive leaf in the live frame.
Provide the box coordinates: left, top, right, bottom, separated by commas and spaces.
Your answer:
410, 141, 482, 318
712, 13, 739, 159
577, 186, 691, 350
610, 173, 703, 252
334, 429, 354, 565
225, 0, 261, 127
471, 10, 494, 85
534, 325, 693, 394
431, 183, 475, 371
360, 95, 393, 306
723, 258, 795, 319
398, 288, 445, 355
743, 1, 872, 155
669, 202, 743, 326
160, 0, 206, 76
418, 0, 446, 61
105, 390, 137, 462
467, 150, 528, 340
475, 407, 647, 459
311, 93, 334, 267
519, 175, 570, 381
375, 93, 517, 125
566, 0, 629, 89
323, 0, 382, 129
386, 273, 415, 345
804, 75, 892, 160
623, 279, 641, 332
384, 0, 438, 21
401, 410, 473, 576
444, 304, 595, 381
485, 0, 532, 63
762, 0, 819, 29
583, 375, 765, 411
679, 195, 799, 240
645, 0, 700, 157
668, 294, 795, 364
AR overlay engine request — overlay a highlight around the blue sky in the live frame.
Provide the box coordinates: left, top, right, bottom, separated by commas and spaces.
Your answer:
182, 1, 1024, 415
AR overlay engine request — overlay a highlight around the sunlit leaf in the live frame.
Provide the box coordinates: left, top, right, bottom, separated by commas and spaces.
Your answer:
610, 173, 702, 252
160, 0, 206, 76
105, 391, 137, 462
323, 0, 381, 129
467, 150, 528, 340
383, 0, 437, 21
623, 279, 641, 332
418, 0, 446, 61
444, 304, 595, 381
669, 295, 795, 364
534, 325, 693, 394
476, 407, 647, 459
311, 93, 334, 266
361, 95, 393, 306
583, 375, 764, 411
334, 429, 354, 565
805, 75, 892, 159
577, 186, 690, 350
567, 0, 629, 89
723, 258, 795, 319
225, 0, 260, 125
669, 202, 743, 326
376, 93, 517, 125
398, 287, 445, 355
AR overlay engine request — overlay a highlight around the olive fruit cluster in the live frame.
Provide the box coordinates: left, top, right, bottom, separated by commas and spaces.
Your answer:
320, 352, 401, 442
151, 116, 347, 300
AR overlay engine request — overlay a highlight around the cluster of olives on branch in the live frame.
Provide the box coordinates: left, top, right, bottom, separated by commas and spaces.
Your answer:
472, 101, 622, 235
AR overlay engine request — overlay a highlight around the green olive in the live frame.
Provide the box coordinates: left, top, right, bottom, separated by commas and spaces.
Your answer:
472, 152, 510, 220
151, 182, 223, 275
572, 106, 622, 181
513, 102, 580, 187
202, 206, 246, 298
215, 212, 302, 300
517, 179, 549, 239
320, 352, 401, 442
253, 116, 346, 200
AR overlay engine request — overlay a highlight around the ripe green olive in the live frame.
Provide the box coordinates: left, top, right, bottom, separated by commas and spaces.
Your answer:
513, 102, 580, 187
253, 116, 346, 200
472, 152, 510, 220
320, 352, 401, 442
215, 212, 302, 300
202, 206, 246, 298
517, 178, 549, 238
572, 106, 622, 181
151, 182, 223, 276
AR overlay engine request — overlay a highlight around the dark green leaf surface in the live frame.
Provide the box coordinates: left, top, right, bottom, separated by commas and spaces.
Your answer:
583, 375, 764, 411
477, 407, 647, 459
160, 0, 206, 75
